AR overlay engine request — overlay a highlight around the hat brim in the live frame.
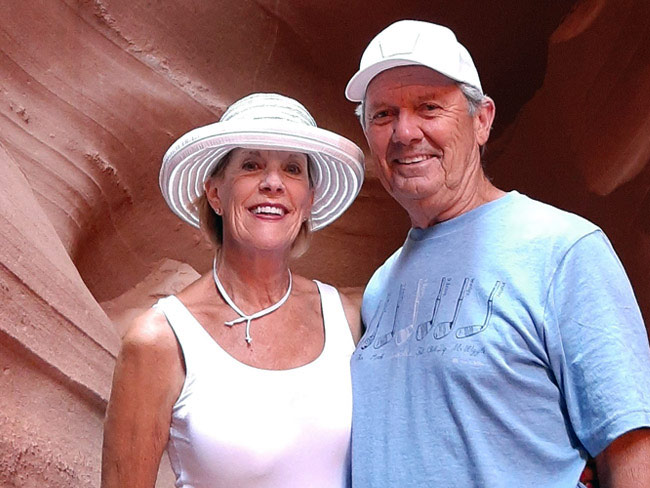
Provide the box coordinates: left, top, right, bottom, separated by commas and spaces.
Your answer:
160, 119, 364, 231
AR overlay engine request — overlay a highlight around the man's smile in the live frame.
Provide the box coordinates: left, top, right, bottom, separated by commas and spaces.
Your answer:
392, 154, 437, 165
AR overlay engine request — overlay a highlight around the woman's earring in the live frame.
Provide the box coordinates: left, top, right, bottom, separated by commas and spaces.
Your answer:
215, 208, 222, 216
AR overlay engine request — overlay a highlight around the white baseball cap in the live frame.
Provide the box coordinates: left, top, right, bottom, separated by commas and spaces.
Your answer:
345, 20, 483, 101
160, 93, 364, 231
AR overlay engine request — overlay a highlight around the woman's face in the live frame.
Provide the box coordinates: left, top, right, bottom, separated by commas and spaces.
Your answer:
205, 148, 313, 254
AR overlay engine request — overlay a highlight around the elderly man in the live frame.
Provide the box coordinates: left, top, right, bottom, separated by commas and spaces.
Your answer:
346, 20, 650, 487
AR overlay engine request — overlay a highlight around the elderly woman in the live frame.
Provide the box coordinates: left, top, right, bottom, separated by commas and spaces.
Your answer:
101, 93, 364, 488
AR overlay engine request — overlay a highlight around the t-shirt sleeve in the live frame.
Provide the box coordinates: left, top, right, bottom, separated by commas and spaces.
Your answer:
543, 229, 650, 457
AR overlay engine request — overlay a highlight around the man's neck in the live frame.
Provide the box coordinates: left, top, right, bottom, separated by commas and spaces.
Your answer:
406, 178, 506, 229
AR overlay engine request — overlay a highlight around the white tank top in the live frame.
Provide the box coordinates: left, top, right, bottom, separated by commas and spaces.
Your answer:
155, 281, 354, 488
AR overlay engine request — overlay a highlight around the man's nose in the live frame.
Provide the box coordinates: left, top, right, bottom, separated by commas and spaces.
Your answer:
391, 112, 423, 145
259, 168, 285, 193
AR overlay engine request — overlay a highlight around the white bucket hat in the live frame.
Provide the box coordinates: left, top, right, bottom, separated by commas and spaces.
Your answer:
345, 20, 482, 101
160, 93, 364, 231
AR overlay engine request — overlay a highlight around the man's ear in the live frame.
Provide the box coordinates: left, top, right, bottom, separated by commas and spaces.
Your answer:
474, 96, 496, 146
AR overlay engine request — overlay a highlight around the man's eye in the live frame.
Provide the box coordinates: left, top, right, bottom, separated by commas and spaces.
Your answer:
369, 110, 392, 125
422, 103, 439, 112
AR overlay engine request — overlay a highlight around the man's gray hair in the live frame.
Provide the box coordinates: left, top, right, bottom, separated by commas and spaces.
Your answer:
354, 81, 487, 129
458, 82, 484, 116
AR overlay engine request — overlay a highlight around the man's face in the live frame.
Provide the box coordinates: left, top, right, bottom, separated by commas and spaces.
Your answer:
363, 66, 490, 210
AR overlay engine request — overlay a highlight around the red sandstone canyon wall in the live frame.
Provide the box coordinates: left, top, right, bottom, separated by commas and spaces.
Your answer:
1, 0, 648, 485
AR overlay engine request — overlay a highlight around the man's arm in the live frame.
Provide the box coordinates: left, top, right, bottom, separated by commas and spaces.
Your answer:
596, 428, 650, 487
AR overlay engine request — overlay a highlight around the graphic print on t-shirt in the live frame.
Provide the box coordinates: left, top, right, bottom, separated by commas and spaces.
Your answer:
455, 281, 504, 338
432, 277, 470, 339
355, 278, 505, 361
373, 283, 405, 349
395, 279, 427, 345
415, 277, 446, 341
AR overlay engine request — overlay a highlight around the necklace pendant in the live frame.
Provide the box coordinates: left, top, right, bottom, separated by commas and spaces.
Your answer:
213, 257, 292, 345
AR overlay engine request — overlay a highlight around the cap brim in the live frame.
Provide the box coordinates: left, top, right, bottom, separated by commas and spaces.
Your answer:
346, 58, 431, 101
345, 57, 482, 102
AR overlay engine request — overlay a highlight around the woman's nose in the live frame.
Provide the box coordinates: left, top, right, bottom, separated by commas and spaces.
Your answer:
259, 168, 285, 193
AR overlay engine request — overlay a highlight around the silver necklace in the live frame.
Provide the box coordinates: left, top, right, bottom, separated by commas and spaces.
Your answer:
212, 257, 292, 344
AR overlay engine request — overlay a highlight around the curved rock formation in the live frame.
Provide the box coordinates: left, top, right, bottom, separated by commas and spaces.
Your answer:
0, 142, 118, 486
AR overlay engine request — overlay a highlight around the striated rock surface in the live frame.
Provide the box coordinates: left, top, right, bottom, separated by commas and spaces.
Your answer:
0, 142, 118, 485
1, 0, 648, 486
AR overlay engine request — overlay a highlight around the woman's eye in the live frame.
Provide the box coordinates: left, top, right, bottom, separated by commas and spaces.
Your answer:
286, 164, 302, 175
422, 103, 439, 112
242, 160, 259, 171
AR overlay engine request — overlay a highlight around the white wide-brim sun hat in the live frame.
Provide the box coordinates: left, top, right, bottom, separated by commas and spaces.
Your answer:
160, 93, 364, 231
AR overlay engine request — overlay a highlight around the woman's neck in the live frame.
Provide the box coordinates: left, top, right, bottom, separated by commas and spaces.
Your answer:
215, 245, 291, 311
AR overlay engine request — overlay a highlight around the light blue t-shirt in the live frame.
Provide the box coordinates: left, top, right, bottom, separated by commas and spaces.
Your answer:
351, 192, 650, 487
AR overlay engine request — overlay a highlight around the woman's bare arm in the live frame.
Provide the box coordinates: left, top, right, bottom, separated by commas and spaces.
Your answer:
101, 309, 184, 488
340, 286, 364, 345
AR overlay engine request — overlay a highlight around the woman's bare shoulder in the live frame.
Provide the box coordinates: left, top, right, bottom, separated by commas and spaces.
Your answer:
338, 286, 363, 311
114, 306, 185, 399
119, 307, 182, 372
124, 272, 212, 352
338, 287, 363, 344
290, 273, 315, 287
294, 275, 364, 344
123, 308, 174, 348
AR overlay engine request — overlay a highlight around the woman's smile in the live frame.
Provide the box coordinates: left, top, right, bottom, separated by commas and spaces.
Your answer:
249, 203, 289, 218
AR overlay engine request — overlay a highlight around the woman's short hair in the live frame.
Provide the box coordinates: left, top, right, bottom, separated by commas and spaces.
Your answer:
195, 149, 314, 259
